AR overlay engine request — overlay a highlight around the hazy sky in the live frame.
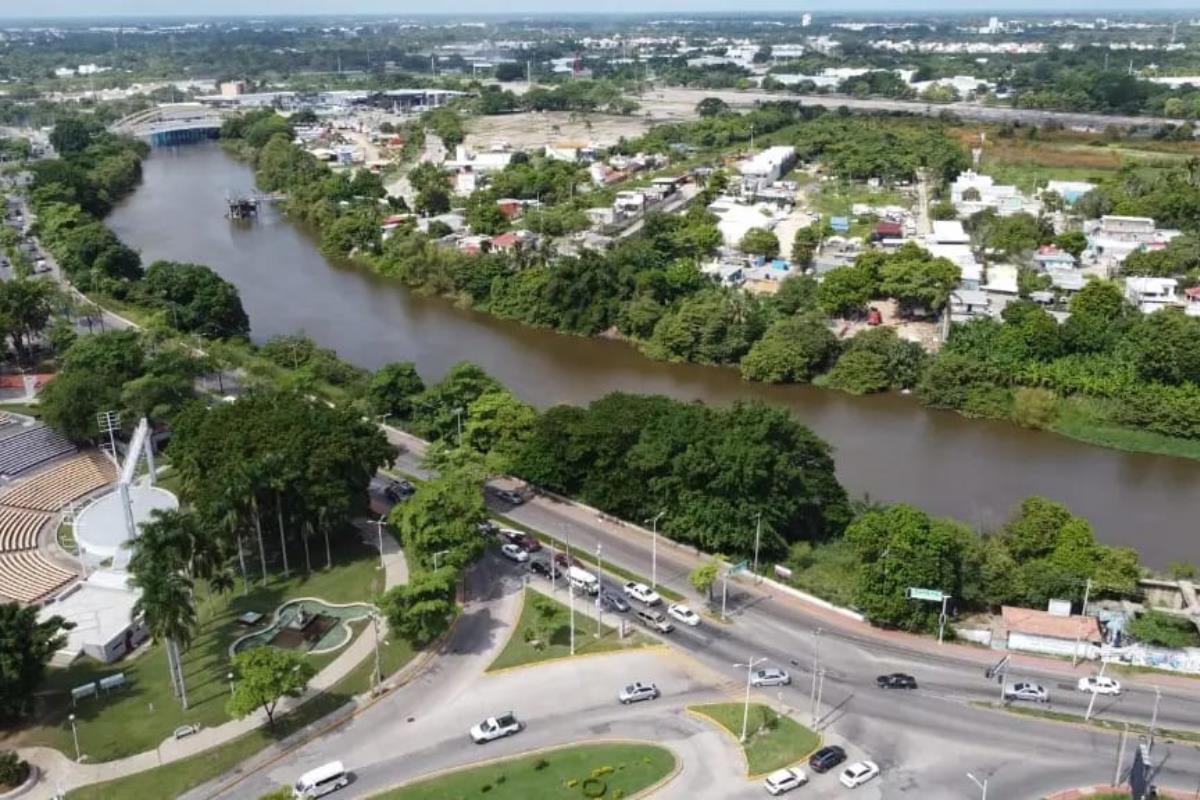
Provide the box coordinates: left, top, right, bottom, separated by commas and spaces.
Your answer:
5, 1, 1200, 19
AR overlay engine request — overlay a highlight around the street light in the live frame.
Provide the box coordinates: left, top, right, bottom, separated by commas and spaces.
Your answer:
68, 713, 80, 762
734, 656, 767, 743
226, 671, 235, 696
595, 541, 603, 639
371, 611, 383, 694
967, 772, 987, 800
374, 513, 387, 570
752, 511, 763, 582
645, 511, 665, 591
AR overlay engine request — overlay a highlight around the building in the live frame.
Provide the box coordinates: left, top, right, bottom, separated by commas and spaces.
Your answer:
1125, 276, 1180, 313
950, 171, 1039, 217
220, 80, 247, 97
1033, 245, 1077, 271
930, 220, 970, 244
1186, 287, 1200, 318
39, 571, 146, 664
1000, 605, 1101, 660
738, 146, 797, 190
1045, 180, 1096, 204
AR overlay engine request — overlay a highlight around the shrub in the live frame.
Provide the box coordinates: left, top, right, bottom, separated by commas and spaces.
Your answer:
1012, 387, 1059, 430
0, 752, 30, 790
533, 758, 550, 771
591, 766, 614, 778
581, 777, 608, 798
1128, 610, 1200, 648
495, 774, 506, 784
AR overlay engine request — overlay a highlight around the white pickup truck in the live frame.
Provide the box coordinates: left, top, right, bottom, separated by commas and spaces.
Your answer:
469, 712, 523, 744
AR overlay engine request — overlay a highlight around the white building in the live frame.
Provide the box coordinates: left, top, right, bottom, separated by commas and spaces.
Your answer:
950, 170, 1040, 217
739, 146, 797, 189
39, 571, 146, 665
1125, 277, 1180, 313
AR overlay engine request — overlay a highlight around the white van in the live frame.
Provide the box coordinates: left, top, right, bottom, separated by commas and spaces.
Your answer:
567, 566, 600, 596
293, 760, 349, 798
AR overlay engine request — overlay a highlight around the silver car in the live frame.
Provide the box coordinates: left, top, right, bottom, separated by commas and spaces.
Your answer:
1004, 681, 1049, 703
618, 681, 660, 704
751, 668, 791, 687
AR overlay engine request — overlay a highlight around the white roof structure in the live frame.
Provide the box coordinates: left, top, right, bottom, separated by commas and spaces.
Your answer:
75, 484, 178, 564
931, 220, 970, 244
984, 263, 1020, 295
39, 571, 140, 662
707, 198, 783, 249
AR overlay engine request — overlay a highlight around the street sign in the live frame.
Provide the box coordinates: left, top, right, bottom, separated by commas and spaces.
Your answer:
985, 655, 1010, 680
906, 587, 944, 602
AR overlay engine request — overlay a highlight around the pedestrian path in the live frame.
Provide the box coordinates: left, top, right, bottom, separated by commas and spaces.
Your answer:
19, 530, 409, 799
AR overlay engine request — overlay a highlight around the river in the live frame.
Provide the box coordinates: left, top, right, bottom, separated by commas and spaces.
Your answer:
107, 143, 1199, 565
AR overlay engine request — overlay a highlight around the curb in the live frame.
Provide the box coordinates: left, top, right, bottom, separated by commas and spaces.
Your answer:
357, 738, 681, 800
685, 704, 823, 781
1045, 785, 1192, 800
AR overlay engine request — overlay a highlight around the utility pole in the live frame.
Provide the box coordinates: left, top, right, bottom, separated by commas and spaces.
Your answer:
371, 612, 383, 693
1114, 722, 1130, 787
721, 569, 729, 622
813, 668, 826, 728
735, 656, 767, 742
1150, 687, 1162, 749
1073, 577, 1093, 667
810, 628, 823, 726
967, 772, 988, 800
595, 541, 603, 638
567, 529, 576, 655
647, 511, 665, 590
1085, 659, 1108, 722
937, 594, 949, 645
752, 511, 763, 582
374, 513, 387, 570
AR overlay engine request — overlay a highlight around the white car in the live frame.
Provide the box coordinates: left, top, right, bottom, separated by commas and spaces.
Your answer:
500, 543, 529, 563
750, 668, 791, 687
469, 712, 523, 743
763, 766, 808, 795
839, 760, 880, 789
1077, 675, 1122, 696
618, 682, 660, 704
623, 581, 662, 606
1004, 682, 1049, 703
667, 603, 700, 627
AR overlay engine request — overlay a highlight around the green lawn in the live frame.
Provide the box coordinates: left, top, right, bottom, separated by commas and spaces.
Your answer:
15, 535, 386, 762
689, 703, 820, 776
780, 538, 857, 608
368, 743, 676, 800
811, 183, 907, 218
487, 590, 649, 672
64, 630, 417, 800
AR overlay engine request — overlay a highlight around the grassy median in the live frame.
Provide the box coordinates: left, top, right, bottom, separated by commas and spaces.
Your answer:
488, 590, 650, 672
690, 703, 819, 776
369, 742, 676, 800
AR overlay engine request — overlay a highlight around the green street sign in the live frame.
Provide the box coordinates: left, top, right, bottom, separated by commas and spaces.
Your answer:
907, 587, 944, 602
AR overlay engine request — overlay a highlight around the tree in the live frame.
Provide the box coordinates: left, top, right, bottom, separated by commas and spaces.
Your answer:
1011, 387, 1058, 430
414, 185, 451, 216
878, 243, 960, 315
227, 647, 316, 729
1127, 610, 1200, 649
825, 349, 890, 394
791, 222, 828, 267
817, 265, 878, 318
49, 118, 97, 155
1054, 230, 1088, 259
739, 227, 780, 259
0, 604, 71, 721
689, 561, 720, 602
929, 199, 958, 221
0, 278, 56, 364
367, 362, 425, 420
137, 261, 250, 339
696, 97, 730, 118
463, 389, 537, 473
0, 751, 29, 790
740, 316, 839, 384
378, 567, 458, 646
394, 472, 486, 570
770, 275, 819, 317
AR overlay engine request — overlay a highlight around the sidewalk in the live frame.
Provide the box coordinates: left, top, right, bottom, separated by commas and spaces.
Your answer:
19, 530, 409, 799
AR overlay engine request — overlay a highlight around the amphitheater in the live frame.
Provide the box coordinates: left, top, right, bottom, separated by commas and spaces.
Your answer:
0, 414, 117, 605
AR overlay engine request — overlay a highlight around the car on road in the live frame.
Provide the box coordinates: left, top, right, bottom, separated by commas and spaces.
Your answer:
500, 543, 529, 563
529, 558, 555, 579
635, 608, 674, 633
618, 682, 660, 704
750, 668, 791, 688
381, 478, 414, 503
477, 520, 499, 537
808, 745, 847, 774
623, 581, 662, 606
492, 488, 524, 505
469, 712, 523, 743
762, 766, 807, 795
875, 673, 917, 690
554, 552, 581, 571
500, 529, 542, 553
1004, 682, 1049, 703
1078, 675, 1121, 696
667, 603, 700, 627
601, 591, 630, 613
839, 760, 880, 789
293, 759, 349, 798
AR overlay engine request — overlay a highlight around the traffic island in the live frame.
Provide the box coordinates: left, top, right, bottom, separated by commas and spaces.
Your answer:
366, 742, 676, 799
688, 703, 820, 777
487, 589, 650, 672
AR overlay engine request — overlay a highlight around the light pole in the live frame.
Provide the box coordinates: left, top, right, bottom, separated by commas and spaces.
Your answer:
810, 627, 823, 726
967, 772, 987, 800
371, 611, 383, 693
721, 568, 729, 622
1085, 659, 1109, 722
646, 511, 665, 591
227, 671, 235, 696
1072, 577, 1093, 667
752, 511, 763, 582
734, 656, 767, 743
1150, 686, 1162, 749
374, 513, 387, 570
68, 713, 80, 762
595, 541, 603, 639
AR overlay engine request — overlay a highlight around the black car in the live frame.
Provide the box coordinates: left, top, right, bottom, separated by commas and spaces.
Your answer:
808, 745, 847, 774
876, 673, 918, 690
383, 478, 415, 503
477, 520, 500, 537
529, 559, 555, 579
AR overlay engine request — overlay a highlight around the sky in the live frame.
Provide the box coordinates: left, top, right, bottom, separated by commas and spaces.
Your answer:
5, 1, 1200, 19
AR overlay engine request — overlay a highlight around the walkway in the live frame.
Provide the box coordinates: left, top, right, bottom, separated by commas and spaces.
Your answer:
18, 530, 408, 799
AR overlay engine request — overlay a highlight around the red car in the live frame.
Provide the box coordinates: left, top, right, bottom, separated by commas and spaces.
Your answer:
553, 552, 579, 570
502, 529, 542, 553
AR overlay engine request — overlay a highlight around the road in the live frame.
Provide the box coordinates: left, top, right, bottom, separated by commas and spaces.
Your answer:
647, 86, 1187, 131
381, 430, 1200, 797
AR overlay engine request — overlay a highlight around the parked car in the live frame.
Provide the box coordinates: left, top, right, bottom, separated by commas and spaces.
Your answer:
750, 668, 791, 688
636, 608, 674, 633
492, 488, 524, 506
529, 559, 555, 579
501, 529, 542, 553
839, 760, 880, 789
601, 591, 630, 613
382, 478, 414, 503
1004, 682, 1049, 704
763, 766, 808, 795
554, 552, 581, 571
875, 673, 917, 690
667, 603, 700, 627
469, 712, 522, 743
1077, 675, 1122, 696
500, 543, 529, 563
808, 745, 847, 774
618, 682, 660, 704
477, 520, 499, 537
623, 581, 662, 606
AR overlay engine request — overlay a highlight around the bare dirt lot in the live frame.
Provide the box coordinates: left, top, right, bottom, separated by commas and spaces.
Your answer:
463, 109, 674, 152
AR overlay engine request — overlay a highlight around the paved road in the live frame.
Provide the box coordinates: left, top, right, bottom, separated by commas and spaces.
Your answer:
649, 86, 1187, 131
381, 431, 1200, 797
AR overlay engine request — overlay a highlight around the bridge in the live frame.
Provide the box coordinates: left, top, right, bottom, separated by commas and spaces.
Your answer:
109, 103, 228, 146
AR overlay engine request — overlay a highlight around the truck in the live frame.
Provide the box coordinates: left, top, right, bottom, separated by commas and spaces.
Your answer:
567, 566, 600, 596
469, 712, 523, 744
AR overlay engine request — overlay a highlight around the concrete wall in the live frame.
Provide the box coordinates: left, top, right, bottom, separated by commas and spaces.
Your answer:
1008, 631, 1094, 661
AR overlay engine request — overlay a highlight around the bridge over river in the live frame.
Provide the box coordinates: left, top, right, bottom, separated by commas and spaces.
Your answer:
109, 103, 228, 146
